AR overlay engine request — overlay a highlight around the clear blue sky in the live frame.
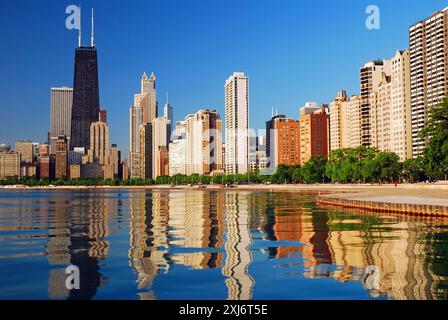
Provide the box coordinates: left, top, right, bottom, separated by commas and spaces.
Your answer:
0, 0, 446, 157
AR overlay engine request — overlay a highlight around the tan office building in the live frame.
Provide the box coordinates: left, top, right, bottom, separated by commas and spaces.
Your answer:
15, 140, 34, 163
0, 152, 21, 180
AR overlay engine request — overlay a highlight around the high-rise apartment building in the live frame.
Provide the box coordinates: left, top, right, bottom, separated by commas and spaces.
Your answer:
55, 134, 68, 179
410, 7, 448, 157
371, 73, 392, 152
329, 90, 348, 151
299, 105, 329, 166
169, 137, 186, 176
225, 72, 249, 174
190, 109, 223, 175
168, 110, 223, 176
344, 95, 362, 149
274, 117, 301, 166
50, 87, 73, 153
360, 60, 391, 147
390, 50, 412, 161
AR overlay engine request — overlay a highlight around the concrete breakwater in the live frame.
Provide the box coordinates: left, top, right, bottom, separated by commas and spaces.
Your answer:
317, 193, 448, 217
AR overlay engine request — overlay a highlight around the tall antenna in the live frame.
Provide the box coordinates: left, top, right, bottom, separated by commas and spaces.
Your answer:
166, 92, 169, 105
91, 8, 94, 47
78, 4, 82, 47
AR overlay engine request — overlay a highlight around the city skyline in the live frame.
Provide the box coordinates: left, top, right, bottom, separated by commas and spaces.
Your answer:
1, 1, 447, 157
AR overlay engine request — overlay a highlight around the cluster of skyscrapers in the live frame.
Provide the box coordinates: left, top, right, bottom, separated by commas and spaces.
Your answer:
330, 7, 448, 161
1, 7, 447, 181
0, 10, 125, 181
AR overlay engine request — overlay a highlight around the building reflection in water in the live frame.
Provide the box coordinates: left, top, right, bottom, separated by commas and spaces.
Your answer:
44, 191, 114, 299
222, 192, 255, 300
3, 190, 445, 300
127, 190, 255, 300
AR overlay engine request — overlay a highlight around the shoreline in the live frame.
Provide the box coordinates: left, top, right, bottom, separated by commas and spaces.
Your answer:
1, 183, 448, 216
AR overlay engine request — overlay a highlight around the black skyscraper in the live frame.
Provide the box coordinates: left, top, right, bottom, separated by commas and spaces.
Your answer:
70, 45, 100, 150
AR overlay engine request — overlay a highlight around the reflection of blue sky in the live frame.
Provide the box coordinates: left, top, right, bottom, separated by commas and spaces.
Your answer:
0, 189, 446, 300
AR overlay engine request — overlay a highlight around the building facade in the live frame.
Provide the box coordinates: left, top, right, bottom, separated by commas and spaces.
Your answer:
360, 60, 391, 147
0, 152, 21, 180
55, 134, 68, 179
329, 91, 348, 151
225, 72, 249, 174
410, 7, 448, 157
70, 45, 100, 150
299, 106, 329, 166
50, 87, 73, 153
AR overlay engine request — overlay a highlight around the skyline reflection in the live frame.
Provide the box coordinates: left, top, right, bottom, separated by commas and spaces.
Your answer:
0, 189, 447, 300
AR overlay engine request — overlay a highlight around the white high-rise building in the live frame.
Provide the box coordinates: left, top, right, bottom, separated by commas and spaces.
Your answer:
169, 138, 186, 176
410, 7, 448, 157
50, 87, 73, 154
225, 72, 249, 174
360, 60, 391, 147
170, 110, 223, 176
390, 50, 412, 161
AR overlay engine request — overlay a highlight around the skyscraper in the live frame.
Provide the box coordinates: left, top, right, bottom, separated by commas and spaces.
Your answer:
181, 109, 223, 175
88, 120, 109, 165
267, 115, 301, 167
390, 50, 412, 161
152, 117, 171, 179
50, 87, 73, 153
55, 134, 68, 179
139, 123, 153, 179
360, 60, 391, 147
70, 10, 100, 150
225, 72, 249, 174
129, 72, 158, 179
410, 7, 448, 157
329, 91, 348, 151
299, 105, 329, 166
142, 72, 158, 124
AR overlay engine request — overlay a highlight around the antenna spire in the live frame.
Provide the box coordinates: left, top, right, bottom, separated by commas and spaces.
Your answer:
78, 4, 82, 47
91, 8, 94, 47
166, 92, 169, 105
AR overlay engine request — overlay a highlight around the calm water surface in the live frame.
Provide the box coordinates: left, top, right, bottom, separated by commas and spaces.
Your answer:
0, 189, 447, 300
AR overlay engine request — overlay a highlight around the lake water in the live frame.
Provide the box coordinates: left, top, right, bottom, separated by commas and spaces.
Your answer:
0, 189, 447, 300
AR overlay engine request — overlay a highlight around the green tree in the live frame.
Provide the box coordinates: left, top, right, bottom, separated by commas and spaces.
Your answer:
420, 96, 448, 180
302, 156, 327, 183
